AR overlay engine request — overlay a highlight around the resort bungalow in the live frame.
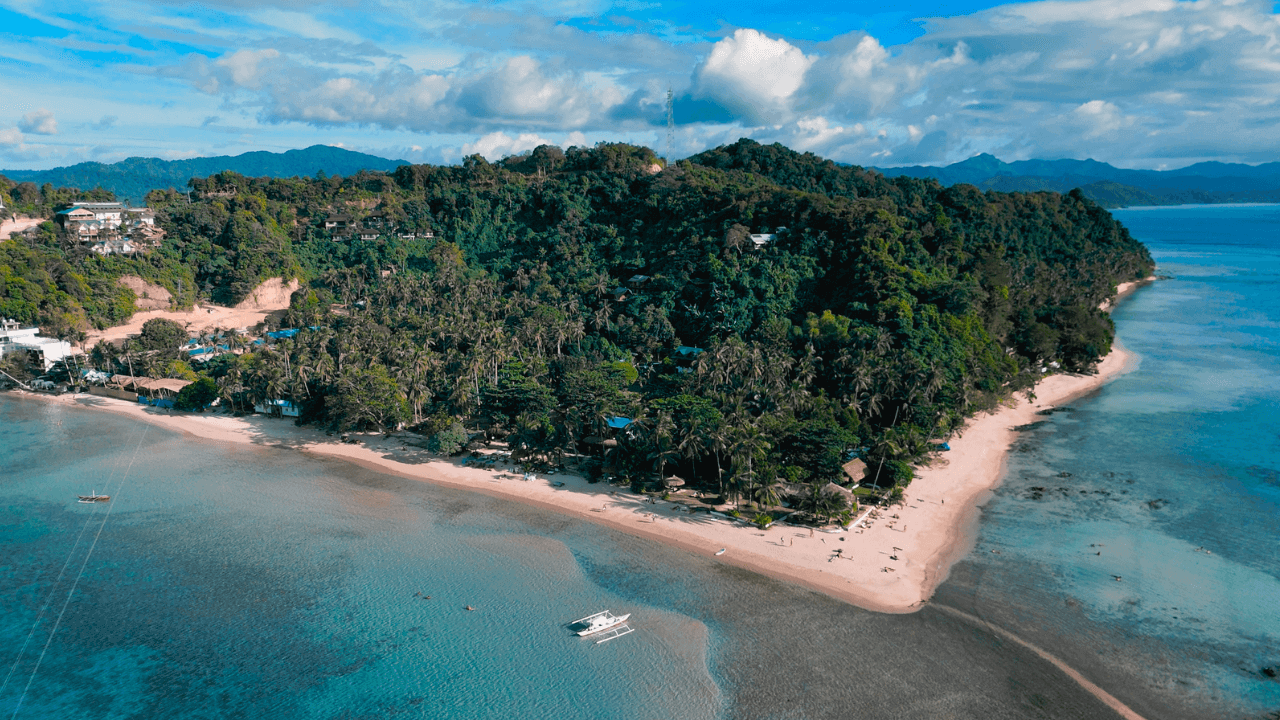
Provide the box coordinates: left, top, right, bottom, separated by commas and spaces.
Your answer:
87, 373, 140, 401
254, 398, 300, 418
93, 375, 193, 407
842, 458, 867, 487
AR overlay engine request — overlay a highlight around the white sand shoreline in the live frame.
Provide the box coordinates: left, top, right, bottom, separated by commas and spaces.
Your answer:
12, 276, 1156, 617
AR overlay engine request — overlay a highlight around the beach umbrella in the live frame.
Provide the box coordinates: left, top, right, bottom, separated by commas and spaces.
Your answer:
602, 438, 619, 448
663, 476, 685, 488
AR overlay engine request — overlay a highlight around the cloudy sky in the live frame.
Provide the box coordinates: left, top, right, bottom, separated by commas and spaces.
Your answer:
1, 0, 1278, 170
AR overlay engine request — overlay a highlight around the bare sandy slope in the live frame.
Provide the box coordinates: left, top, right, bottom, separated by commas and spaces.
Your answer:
117, 276, 172, 310
0, 215, 44, 240
86, 278, 300, 345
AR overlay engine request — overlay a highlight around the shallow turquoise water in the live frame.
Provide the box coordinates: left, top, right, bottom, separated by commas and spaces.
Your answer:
0, 397, 1172, 720
936, 204, 1280, 719
0, 401, 721, 720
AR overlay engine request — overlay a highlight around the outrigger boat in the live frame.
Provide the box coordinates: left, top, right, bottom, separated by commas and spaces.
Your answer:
569, 610, 634, 644
77, 490, 110, 504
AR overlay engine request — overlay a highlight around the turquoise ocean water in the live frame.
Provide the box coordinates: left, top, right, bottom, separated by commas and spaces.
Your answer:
2, 204, 1277, 719
937, 204, 1280, 719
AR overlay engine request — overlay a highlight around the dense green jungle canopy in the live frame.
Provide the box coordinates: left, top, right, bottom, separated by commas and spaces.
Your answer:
2, 139, 1153, 502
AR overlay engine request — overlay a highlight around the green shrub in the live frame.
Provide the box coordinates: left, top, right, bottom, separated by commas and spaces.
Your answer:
426, 422, 468, 455
174, 377, 217, 411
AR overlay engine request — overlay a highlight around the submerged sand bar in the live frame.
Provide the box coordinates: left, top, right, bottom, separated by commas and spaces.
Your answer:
22, 277, 1153, 616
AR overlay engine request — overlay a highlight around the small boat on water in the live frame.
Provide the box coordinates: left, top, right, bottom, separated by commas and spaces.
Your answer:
715, 548, 727, 556
77, 491, 110, 503
569, 610, 634, 643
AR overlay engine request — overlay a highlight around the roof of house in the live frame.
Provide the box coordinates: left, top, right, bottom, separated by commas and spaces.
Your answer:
144, 378, 193, 393
606, 416, 633, 429
842, 458, 867, 483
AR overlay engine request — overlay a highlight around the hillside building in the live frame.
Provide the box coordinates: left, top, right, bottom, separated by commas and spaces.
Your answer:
0, 318, 72, 370
56, 202, 163, 255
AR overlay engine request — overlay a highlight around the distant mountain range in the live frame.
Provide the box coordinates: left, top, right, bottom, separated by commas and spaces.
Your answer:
1, 146, 410, 204
875, 154, 1280, 208
5, 144, 1277, 209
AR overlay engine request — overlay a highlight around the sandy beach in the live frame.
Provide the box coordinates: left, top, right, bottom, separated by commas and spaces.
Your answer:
17, 276, 1156, 618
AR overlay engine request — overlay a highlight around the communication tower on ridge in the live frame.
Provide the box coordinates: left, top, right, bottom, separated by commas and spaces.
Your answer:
665, 87, 675, 169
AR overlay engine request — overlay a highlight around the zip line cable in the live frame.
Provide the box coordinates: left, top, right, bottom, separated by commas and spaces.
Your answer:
0, 422, 141, 699
9, 425, 149, 719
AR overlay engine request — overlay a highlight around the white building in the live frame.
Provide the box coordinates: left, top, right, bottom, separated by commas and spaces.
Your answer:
0, 318, 72, 370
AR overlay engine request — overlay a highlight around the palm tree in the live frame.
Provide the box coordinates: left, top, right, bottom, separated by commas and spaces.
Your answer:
752, 475, 781, 508
647, 413, 679, 482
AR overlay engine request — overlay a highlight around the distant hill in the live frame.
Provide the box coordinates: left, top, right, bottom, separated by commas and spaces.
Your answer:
0, 145, 410, 204
876, 154, 1280, 208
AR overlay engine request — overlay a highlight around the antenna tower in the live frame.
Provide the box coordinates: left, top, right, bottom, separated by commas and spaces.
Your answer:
665, 87, 675, 168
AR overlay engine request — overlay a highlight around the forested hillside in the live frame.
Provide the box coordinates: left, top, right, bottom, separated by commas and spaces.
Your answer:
4, 139, 1153, 502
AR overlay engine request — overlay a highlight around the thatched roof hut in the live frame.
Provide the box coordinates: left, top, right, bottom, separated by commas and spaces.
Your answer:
842, 458, 867, 485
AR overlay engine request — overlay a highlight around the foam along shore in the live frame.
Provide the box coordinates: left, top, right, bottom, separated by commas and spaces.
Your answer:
20, 276, 1154, 617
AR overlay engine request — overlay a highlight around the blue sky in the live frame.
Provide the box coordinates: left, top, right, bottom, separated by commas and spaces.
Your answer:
1, 0, 1278, 170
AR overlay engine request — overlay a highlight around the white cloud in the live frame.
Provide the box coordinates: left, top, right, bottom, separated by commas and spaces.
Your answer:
21, 0, 1280, 169
215, 49, 281, 90
462, 131, 554, 161
692, 29, 815, 125
19, 109, 57, 135
1071, 100, 1129, 137
0, 128, 23, 146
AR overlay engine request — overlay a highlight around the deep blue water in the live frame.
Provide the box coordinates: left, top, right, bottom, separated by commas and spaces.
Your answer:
936, 204, 1280, 719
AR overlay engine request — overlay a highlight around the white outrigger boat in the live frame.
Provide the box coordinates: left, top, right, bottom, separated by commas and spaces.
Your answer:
77, 490, 110, 504
569, 610, 634, 644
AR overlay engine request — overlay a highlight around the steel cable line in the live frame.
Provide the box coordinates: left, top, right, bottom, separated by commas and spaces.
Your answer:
9, 425, 149, 719
0, 421, 141, 699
